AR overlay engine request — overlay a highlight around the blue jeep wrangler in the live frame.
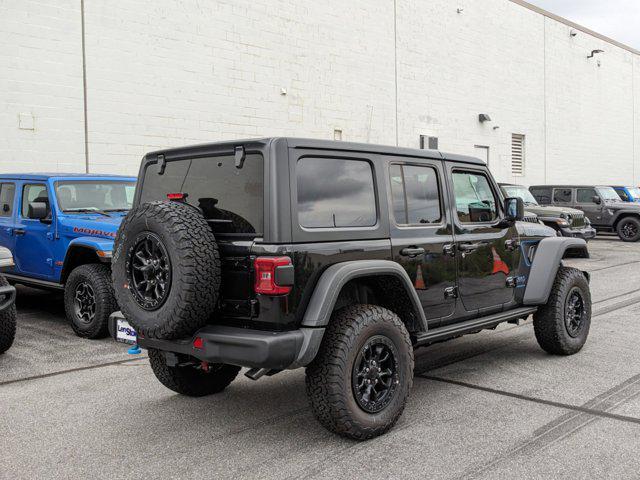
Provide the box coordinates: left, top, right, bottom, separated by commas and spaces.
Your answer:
0, 174, 136, 338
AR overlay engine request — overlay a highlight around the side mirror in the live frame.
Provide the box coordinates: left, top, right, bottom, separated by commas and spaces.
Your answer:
592, 195, 601, 205
28, 201, 49, 220
504, 197, 524, 222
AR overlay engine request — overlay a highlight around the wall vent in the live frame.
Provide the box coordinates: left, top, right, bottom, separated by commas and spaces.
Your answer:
511, 134, 525, 176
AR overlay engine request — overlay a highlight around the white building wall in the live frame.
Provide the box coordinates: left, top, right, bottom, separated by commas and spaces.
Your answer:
0, 0, 86, 172
82, 0, 397, 174
0, 0, 638, 185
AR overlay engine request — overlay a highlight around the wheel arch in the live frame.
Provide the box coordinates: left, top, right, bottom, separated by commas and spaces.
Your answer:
61, 237, 112, 283
523, 237, 589, 306
612, 212, 640, 229
300, 260, 427, 334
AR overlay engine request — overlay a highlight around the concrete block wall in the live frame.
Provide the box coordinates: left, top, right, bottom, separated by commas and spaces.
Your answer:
0, 0, 86, 172
0, 0, 639, 185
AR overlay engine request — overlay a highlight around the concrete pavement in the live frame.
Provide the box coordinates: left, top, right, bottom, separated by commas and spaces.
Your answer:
1, 237, 640, 479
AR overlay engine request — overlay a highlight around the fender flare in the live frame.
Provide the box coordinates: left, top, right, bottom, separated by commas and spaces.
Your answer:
523, 236, 589, 305
61, 237, 115, 280
300, 260, 427, 331
612, 210, 640, 227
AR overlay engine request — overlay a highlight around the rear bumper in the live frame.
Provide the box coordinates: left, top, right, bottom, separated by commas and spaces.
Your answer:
559, 225, 597, 240
108, 311, 324, 370
0, 284, 16, 312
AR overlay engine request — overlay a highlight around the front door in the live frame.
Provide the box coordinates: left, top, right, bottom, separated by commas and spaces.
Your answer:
388, 160, 457, 327
13, 183, 55, 279
575, 187, 605, 226
0, 182, 17, 264
448, 167, 519, 315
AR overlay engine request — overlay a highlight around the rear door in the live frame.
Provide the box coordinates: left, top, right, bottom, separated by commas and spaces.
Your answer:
387, 158, 456, 326
447, 166, 519, 316
138, 150, 265, 320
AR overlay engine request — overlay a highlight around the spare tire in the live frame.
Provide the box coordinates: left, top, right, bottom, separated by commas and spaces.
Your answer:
112, 201, 221, 339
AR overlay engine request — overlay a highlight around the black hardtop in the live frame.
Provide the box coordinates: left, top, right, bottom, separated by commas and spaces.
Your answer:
143, 137, 485, 166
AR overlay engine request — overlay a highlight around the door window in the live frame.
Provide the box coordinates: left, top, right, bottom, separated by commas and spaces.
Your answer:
296, 157, 376, 228
22, 184, 50, 218
577, 188, 598, 204
530, 187, 551, 204
553, 188, 572, 204
613, 188, 629, 202
452, 171, 498, 223
0, 183, 15, 217
390, 164, 441, 225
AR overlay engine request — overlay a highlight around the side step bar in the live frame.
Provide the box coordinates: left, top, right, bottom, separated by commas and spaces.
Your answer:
415, 306, 538, 346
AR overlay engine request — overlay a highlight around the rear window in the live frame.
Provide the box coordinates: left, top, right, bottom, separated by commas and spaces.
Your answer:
140, 154, 264, 235
296, 157, 376, 228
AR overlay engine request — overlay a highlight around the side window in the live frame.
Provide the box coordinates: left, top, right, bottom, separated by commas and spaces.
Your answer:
296, 157, 376, 228
577, 188, 598, 204
614, 188, 629, 202
530, 187, 551, 204
452, 171, 498, 223
22, 184, 50, 218
553, 188, 573, 204
0, 183, 15, 217
389, 164, 441, 225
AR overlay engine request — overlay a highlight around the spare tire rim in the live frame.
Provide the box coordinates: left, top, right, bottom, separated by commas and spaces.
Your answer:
565, 287, 585, 338
352, 335, 399, 413
127, 232, 171, 311
621, 221, 638, 239
74, 281, 95, 324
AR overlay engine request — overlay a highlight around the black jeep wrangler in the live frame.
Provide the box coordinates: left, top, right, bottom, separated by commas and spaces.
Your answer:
111, 138, 592, 439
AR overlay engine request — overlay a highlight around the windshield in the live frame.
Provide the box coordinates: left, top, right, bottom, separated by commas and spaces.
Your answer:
598, 187, 622, 202
502, 185, 539, 206
56, 181, 136, 212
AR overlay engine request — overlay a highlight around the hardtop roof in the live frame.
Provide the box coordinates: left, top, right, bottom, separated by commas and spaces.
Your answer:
0, 173, 136, 181
144, 137, 486, 166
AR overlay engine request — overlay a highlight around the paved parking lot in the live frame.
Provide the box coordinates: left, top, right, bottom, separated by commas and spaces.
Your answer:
2, 235, 640, 479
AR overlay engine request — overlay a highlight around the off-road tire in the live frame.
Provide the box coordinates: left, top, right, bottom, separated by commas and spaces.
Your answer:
616, 216, 640, 242
112, 201, 220, 339
0, 276, 16, 354
305, 304, 413, 440
148, 348, 241, 397
64, 264, 116, 339
533, 267, 591, 355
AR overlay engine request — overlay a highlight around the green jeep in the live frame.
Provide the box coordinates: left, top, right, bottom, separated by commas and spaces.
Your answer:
500, 184, 596, 241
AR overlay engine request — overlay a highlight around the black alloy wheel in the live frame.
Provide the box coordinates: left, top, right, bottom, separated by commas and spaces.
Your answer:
73, 281, 96, 324
621, 221, 639, 240
564, 287, 586, 338
127, 232, 171, 310
352, 335, 400, 413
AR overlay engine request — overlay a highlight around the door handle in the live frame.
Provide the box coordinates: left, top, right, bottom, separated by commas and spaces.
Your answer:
14, 228, 26, 236
443, 244, 456, 257
458, 242, 484, 252
400, 246, 426, 258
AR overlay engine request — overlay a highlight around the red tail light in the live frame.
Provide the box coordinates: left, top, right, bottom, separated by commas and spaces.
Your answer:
254, 256, 292, 295
193, 336, 204, 349
167, 192, 186, 201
